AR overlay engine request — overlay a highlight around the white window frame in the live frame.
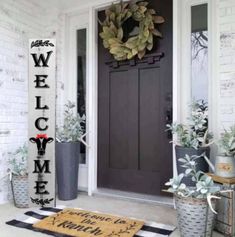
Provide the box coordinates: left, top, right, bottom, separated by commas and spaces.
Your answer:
65, 10, 89, 190
173, 0, 219, 175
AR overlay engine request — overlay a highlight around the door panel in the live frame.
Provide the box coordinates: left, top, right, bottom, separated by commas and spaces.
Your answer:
98, 0, 172, 195
110, 70, 139, 170
139, 67, 161, 172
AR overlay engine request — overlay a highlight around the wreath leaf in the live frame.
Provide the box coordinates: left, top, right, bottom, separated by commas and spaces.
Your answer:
117, 28, 123, 40
152, 28, 162, 37
138, 49, 146, 59
147, 33, 153, 44
147, 43, 153, 51
153, 15, 165, 24
138, 1, 148, 7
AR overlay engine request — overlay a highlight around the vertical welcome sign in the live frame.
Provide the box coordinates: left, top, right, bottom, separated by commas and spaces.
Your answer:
28, 39, 56, 207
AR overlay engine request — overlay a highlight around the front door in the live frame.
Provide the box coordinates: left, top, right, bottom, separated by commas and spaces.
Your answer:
98, 0, 173, 195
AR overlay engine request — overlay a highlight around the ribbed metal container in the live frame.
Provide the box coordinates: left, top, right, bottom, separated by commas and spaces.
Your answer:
11, 174, 29, 208
175, 194, 216, 237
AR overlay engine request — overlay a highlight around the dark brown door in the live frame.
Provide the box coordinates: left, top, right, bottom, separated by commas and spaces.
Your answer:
98, 0, 173, 195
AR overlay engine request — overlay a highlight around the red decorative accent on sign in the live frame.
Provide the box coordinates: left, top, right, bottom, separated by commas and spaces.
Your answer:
36, 134, 48, 139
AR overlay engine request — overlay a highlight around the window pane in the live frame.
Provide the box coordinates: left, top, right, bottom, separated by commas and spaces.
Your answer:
191, 4, 208, 102
77, 29, 86, 164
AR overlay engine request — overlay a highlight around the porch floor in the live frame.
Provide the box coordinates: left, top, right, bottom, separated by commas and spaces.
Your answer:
0, 193, 223, 237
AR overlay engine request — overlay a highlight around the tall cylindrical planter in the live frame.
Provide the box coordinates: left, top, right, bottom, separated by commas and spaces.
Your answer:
175, 194, 216, 237
215, 155, 235, 178
11, 174, 29, 208
56, 142, 80, 200
175, 146, 210, 186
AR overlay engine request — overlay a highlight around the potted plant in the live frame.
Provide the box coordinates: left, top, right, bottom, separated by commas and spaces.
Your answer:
166, 100, 213, 185
56, 101, 85, 200
216, 125, 235, 178
165, 154, 221, 237
8, 143, 28, 208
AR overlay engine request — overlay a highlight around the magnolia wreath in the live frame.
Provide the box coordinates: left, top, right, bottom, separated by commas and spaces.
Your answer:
99, 0, 164, 61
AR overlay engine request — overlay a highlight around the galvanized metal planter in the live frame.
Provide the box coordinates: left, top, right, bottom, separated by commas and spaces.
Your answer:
175, 194, 216, 237
11, 174, 29, 208
215, 155, 235, 178
56, 142, 80, 200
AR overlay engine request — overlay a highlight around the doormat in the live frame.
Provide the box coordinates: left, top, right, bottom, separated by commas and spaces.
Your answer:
6, 206, 176, 237
34, 208, 144, 237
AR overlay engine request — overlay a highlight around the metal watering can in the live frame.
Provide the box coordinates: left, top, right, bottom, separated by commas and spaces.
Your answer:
204, 155, 235, 178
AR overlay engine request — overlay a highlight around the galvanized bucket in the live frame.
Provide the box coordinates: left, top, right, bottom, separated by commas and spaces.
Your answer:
215, 155, 235, 178
175, 194, 216, 237
11, 174, 29, 208
56, 142, 80, 200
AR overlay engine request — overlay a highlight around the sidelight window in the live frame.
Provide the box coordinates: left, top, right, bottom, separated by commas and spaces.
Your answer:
191, 4, 208, 102
77, 28, 87, 164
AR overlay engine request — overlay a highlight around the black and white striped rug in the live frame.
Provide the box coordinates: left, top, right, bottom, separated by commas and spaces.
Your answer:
6, 206, 176, 237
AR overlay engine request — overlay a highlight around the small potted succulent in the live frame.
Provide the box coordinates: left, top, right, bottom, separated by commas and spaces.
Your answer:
56, 101, 85, 200
166, 100, 213, 185
165, 154, 222, 237
216, 125, 235, 178
8, 143, 28, 208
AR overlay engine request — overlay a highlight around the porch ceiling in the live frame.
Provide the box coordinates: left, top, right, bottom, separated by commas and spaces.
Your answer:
33, 0, 89, 10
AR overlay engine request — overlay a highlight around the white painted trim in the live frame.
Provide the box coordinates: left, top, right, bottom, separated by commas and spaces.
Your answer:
63, 0, 128, 14
87, 6, 98, 196
180, 0, 192, 123
173, 0, 181, 176
208, 0, 220, 162
65, 11, 89, 106
208, 0, 220, 139
65, 11, 90, 189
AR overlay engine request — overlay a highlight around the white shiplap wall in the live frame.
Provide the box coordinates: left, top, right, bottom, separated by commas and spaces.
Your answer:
0, 0, 65, 203
219, 0, 235, 131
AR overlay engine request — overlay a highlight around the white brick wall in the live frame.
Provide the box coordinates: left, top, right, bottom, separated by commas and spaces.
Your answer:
219, 0, 235, 131
0, 0, 65, 203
